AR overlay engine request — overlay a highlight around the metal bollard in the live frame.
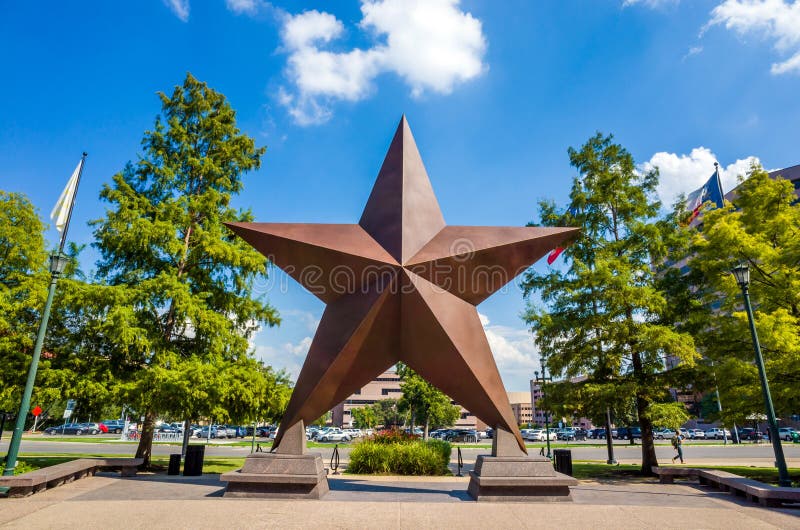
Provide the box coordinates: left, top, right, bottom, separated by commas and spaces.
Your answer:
330, 444, 340, 475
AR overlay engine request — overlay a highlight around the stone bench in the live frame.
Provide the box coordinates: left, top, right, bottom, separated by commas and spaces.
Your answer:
653, 466, 800, 508
0, 457, 143, 498
651, 466, 701, 484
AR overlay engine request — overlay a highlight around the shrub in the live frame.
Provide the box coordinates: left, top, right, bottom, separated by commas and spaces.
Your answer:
348, 438, 451, 475
371, 429, 419, 444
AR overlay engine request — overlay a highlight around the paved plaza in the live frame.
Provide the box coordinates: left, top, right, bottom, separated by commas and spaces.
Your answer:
1, 472, 798, 529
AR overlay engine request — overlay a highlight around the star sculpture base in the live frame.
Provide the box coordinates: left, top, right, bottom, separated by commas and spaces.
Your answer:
222, 422, 330, 499
224, 116, 580, 500
467, 428, 577, 502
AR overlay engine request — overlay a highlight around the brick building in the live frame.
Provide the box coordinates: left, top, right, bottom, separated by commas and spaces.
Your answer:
331, 368, 483, 429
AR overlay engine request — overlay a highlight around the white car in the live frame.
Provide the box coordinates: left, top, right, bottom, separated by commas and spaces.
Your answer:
654, 429, 676, 439
705, 428, 731, 440
523, 429, 552, 442
343, 428, 362, 438
684, 429, 705, 439
317, 428, 351, 442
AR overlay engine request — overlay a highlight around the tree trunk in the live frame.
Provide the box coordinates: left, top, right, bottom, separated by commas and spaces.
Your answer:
636, 394, 658, 474
181, 418, 191, 458
134, 411, 156, 468
424, 418, 429, 440
630, 345, 658, 475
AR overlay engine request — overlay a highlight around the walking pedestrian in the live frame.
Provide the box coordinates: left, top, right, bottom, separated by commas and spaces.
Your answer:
671, 429, 684, 464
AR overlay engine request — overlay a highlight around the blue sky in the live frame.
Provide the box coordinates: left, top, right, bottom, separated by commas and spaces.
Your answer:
2, 0, 799, 391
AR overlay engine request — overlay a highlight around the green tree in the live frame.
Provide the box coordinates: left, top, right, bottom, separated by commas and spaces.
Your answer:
521, 133, 697, 474
682, 165, 800, 424
0, 192, 51, 414
89, 73, 281, 466
372, 399, 401, 429
351, 405, 377, 429
397, 363, 460, 438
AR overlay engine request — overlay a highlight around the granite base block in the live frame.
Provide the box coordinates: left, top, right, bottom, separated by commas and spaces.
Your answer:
467, 455, 577, 502
221, 452, 329, 499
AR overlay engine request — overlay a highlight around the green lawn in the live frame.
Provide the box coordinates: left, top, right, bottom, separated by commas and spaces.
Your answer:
571, 461, 800, 486
15, 454, 246, 475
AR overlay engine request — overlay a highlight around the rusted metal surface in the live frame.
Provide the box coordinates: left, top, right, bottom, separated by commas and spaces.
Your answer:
227, 116, 579, 454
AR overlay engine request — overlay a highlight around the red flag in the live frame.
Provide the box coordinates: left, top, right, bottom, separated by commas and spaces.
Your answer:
546, 247, 564, 265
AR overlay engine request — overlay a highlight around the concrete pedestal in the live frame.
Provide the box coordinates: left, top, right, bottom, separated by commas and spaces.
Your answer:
467, 428, 577, 502
221, 452, 329, 499
221, 421, 329, 499
467, 455, 577, 502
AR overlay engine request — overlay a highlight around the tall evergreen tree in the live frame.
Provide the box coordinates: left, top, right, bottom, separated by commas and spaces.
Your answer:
90, 73, 280, 465
521, 133, 697, 474
680, 165, 800, 422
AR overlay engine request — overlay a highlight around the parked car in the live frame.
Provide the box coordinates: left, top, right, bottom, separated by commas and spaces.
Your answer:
45, 423, 89, 435
558, 427, 589, 441
196, 426, 220, 439
778, 428, 796, 441
705, 427, 731, 440
588, 428, 605, 439
654, 429, 676, 440
443, 429, 479, 442
558, 428, 581, 441
520, 429, 535, 440
256, 426, 272, 437
484, 427, 494, 439
317, 428, 351, 442
616, 427, 641, 439
343, 428, 363, 438
80, 422, 104, 435
102, 420, 126, 434
224, 425, 246, 438
684, 429, 705, 440
736, 427, 764, 441
158, 424, 180, 433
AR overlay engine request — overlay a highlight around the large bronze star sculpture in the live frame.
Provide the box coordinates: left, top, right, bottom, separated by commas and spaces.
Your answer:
228, 117, 578, 454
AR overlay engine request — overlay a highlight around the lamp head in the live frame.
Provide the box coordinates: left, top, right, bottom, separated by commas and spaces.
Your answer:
731, 262, 750, 289
49, 252, 69, 276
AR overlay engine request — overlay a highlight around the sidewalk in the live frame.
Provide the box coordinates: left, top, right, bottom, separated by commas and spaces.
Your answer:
1, 473, 797, 529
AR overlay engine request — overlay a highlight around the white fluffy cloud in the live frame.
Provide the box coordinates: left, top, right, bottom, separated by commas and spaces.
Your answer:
279, 0, 487, 125
706, 0, 800, 75
641, 147, 759, 207
255, 336, 312, 380
479, 313, 540, 391
163, 0, 190, 21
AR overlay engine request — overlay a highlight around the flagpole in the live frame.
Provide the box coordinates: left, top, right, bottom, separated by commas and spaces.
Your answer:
58, 152, 87, 253
2, 153, 87, 476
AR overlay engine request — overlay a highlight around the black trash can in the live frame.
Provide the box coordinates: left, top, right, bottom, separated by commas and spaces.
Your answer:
553, 449, 573, 476
168, 453, 181, 475
183, 445, 205, 476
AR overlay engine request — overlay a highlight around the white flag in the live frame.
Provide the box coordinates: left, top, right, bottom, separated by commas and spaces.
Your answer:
50, 161, 82, 233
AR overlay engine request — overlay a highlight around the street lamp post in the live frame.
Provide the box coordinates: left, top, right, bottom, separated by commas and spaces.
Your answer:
731, 263, 791, 487
3, 252, 70, 476
534, 361, 553, 460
